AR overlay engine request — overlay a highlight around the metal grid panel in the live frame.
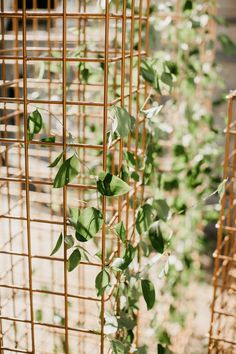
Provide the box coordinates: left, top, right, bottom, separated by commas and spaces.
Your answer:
0, 0, 150, 353
208, 92, 236, 353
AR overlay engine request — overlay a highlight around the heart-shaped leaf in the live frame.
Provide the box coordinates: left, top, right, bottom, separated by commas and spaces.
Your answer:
50, 233, 63, 256
142, 105, 163, 119
49, 151, 64, 168
141, 279, 156, 310
112, 106, 135, 138
140, 60, 161, 94
40, 136, 55, 143
153, 199, 170, 221
183, 0, 193, 11
53, 154, 80, 188
161, 72, 173, 87
104, 312, 118, 334
136, 204, 153, 235
148, 221, 164, 254
64, 235, 74, 249
27, 109, 43, 140
97, 172, 131, 197
67, 248, 81, 272
115, 221, 126, 243
69, 207, 103, 242
95, 269, 110, 296
110, 339, 128, 354
112, 243, 135, 271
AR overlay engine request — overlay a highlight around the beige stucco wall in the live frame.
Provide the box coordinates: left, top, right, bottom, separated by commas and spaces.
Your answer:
217, 0, 236, 92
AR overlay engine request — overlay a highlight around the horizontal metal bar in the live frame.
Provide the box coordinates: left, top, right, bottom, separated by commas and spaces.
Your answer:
0, 12, 147, 20
213, 309, 236, 318
0, 316, 101, 335
208, 335, 236, 345
0, 97, 105, 107
0, 250, 101, 267
0, 137, 120, 150
0, 283, 101, 302
0, 51, 146, 63
0, 177, 97, 189
0, 347, 31, 354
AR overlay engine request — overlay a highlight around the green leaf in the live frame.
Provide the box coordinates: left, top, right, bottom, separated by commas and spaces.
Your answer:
95, 269, 110, 296
148, 221, 164, 254
142, 105, 163, 119
115, 221, 126, 243
140, 60, 161, 94
81, 67, 90, 83
161, 72, 173, 87
137, 345, 148, 354
110, 339, 128, 354
27, 109, 43, 140
67, 248, 81, 272
40, 136, 56, 143
69, 207, 103, 242
157, 344, 165, 354
141, 279, 156, 310
140, 60, 156, 86
217, 178, 227, 202
153, 199, 170, 221
113, 106, 135, 137
136, 204, 153, 235
49, 151, 64, 168
64, 235, 74, 249
53, 154, 80, 188
122, 243, 135, 269
97, 172, 131, 197
120, 164, 130, 182
112, 243, 135, 271
112, 257, 126, 270
157, 344, 173, 354
218, 33, 236, 55
131, 171, 139, 182
104, 312, 118, 334
124, 151, 136, 166
165, 61, 178, 76
183, 0, 192, 11
118, 312, 136, 331
50, 233, 63, 256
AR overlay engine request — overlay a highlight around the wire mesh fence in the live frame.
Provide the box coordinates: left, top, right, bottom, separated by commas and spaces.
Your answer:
1, 1, 235, 353
0, 0, 150, 353
208, 92, 236, 353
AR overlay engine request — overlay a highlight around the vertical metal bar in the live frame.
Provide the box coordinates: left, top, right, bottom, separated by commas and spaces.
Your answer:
62, 0, 69, 352
132, 0, 143, 247
140, 0, 150, 202
115, 0, 127, 316
101, 0, 110, 352
0, 0, 18, 348
125, 0, 135, 235
22, 0, 35, 352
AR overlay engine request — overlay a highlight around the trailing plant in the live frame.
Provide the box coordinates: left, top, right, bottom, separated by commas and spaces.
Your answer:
137, 0, 234, 350
26, 99, 165, 353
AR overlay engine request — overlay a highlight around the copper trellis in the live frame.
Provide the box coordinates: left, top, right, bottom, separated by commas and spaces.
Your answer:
208, 92, 236, 353
0, 0, 150, 353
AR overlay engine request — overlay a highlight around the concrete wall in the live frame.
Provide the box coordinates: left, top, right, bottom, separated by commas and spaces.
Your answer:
217, 0, 236, 92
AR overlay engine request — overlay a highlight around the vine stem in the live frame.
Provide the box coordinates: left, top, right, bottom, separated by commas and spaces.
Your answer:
31, 102, 101, 209
174, 180, 227, 217
140, 89, 153, 112
29, 103, 71, 137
